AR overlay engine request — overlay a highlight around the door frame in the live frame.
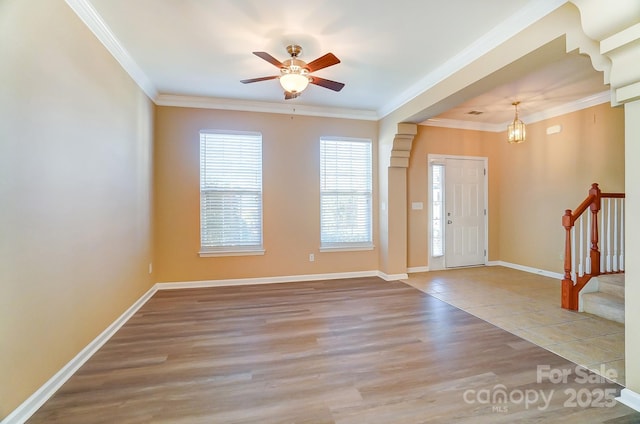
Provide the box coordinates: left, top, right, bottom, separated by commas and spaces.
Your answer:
427, 154, 488, 271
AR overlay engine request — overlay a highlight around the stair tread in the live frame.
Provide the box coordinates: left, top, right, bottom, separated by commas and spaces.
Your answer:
582, 291, 625, 306
582, 291, 625, 324
596, 273, 625, 286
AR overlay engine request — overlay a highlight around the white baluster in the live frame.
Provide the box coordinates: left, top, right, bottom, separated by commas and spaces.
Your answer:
613, 199, 619, 272
601, 199, 606, 272
571, 226, 577, 282
578, 215, 584, 277
620, 199, 625, 271
586, 209, 592, 274
606, 198, 612, 272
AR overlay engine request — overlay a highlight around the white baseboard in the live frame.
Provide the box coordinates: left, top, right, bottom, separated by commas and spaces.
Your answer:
404, 262, 561, 280
0, 268, 417, 423
156, 270, 381, 290
407, 266, 429, 273
1, 285, 158, 424
4, 269, 398, 422
617, 388, 640, 412
377, 271, 409, 281
487, 261, 563, 280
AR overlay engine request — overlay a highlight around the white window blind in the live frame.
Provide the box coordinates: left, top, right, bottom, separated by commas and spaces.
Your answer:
320, 138, 372, 249
200, 131, 263, 253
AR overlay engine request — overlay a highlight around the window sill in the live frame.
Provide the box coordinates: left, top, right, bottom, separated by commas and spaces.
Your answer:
199, 249, 265, 258
320, 245, 375, 253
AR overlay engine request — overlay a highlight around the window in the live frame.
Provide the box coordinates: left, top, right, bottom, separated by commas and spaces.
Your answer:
431, 163, 444, 257
320, 137, 373, 250
199, 130, 263, 256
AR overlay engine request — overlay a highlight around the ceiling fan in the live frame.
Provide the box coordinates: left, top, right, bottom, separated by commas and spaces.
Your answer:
241, 44, 345, 100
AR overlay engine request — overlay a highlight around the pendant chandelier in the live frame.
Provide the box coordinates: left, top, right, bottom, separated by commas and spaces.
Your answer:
507, 101, 526, 144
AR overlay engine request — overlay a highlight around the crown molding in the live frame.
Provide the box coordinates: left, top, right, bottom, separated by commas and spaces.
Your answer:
378, 0, 569, 118
517, 89, 610, 124
422, 118, 504, 132
61, 2, 376, 121
155, 94, 379, 121
64, 0, 157, 100
422, 90, 610, 131
68, 0, 602, 125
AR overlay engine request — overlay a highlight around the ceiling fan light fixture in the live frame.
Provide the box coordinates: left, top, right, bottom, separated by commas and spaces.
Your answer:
279, 71, 310, 93
242, 45, 343, 99
507, 101, 526, 144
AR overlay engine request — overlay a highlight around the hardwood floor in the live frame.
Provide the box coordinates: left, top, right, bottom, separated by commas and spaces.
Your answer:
28, 277, 640, 423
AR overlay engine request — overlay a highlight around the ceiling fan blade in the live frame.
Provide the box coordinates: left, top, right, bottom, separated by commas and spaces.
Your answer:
253, 51, 284, 68
240, 75, 279, 84
306, 53, 340, 72
310, 76, 345, 92
284, 91, 300, 100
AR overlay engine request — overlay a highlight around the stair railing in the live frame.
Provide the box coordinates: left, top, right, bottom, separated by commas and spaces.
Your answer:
561, 183, 625, 310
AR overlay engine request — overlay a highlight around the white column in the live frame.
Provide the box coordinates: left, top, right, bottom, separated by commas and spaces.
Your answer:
623, 99, 640, 406
570, 0, 640, 408
379, 123, 417, 279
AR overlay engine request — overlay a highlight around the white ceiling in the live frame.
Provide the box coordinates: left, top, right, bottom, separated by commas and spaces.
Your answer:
80, 0, 609, 126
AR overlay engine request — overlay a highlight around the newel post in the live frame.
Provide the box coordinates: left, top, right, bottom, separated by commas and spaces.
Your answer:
589, 183, 601, 276
561, 209, 575, 309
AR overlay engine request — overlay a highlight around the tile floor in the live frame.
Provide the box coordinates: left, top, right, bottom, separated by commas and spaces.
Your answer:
401, 266, 626, 385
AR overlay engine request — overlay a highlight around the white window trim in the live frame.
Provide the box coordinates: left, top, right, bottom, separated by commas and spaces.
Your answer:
319, 136, 373, 250
199, 249, 265, 258
199, 130, 264, 256
320, 244, 375, 253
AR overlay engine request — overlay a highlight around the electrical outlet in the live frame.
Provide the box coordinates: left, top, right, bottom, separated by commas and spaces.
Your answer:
148, 263, 153, 274
309, 253, 315, 262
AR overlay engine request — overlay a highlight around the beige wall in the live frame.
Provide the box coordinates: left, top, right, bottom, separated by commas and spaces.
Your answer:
406, 103, 624, 272
154, 106, 378, 282
0, 0, 632, 419
497, 103, 624, 272
0, 0, 154, 418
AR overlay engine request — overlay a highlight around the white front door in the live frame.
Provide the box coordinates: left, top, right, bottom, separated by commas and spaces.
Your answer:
444, 158, 486, 268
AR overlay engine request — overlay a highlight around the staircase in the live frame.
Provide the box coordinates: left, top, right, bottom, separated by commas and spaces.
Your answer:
581, 273, 625, 323
561, 183, 625, 321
